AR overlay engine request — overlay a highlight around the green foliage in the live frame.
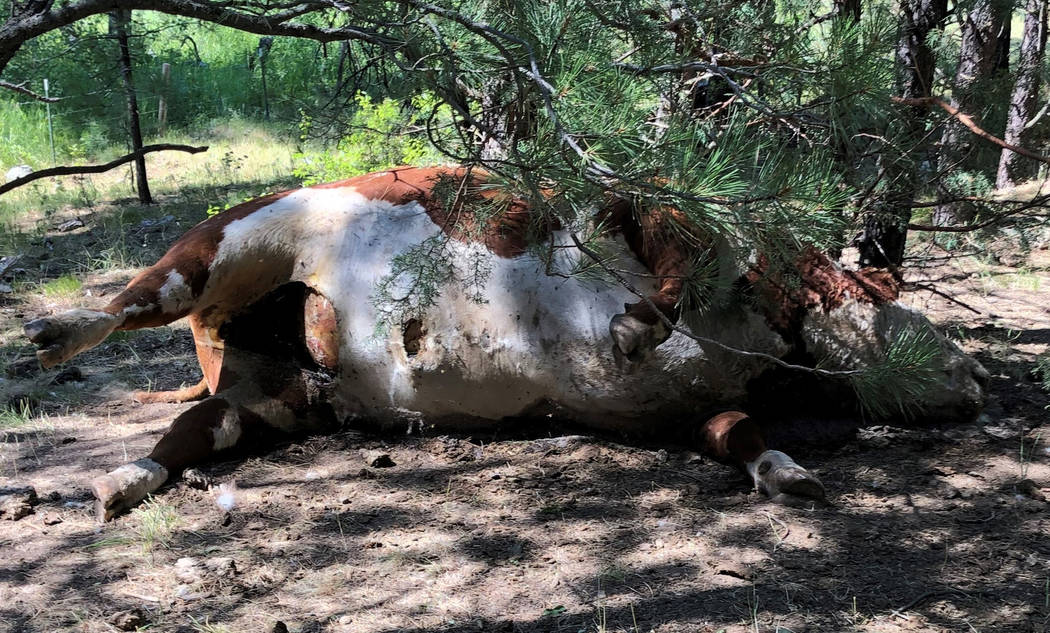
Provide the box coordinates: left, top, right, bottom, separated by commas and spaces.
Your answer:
293, 93, 448, 185
371, 234, 456, 334
847, 327, 944, 420
0, 399, 34, 429
1034, 354, 1050, 395
131, 496, 178, 554
0, 101, 64, 167
944, 170, 994, 199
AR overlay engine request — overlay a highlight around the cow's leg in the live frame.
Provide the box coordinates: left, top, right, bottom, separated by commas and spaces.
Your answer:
605, 204, 695, 366
24, 260, 203, 368
92, 380, 292, 521
92, 343, 335, 521
91, 397, 236, 521
698, 411, 825, 504
132, 316, 222, 403
23, 309, 123, 369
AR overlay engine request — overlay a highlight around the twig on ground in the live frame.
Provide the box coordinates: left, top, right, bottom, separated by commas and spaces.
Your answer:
893, 586, 972, 615
906, 282, 986, 316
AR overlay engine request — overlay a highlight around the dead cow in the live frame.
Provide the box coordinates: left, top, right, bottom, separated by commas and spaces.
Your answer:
23, 167, 988, 520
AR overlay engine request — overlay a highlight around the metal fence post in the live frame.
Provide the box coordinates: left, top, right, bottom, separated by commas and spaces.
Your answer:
44, 78, 56, 165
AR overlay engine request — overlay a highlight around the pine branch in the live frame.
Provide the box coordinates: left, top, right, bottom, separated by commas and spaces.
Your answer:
0, 144, 208, 196
567, 231, 862, 378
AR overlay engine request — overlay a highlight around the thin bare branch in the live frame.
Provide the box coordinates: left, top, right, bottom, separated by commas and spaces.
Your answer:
0, 144, 208, 196
0, 79, 58, 102
893, 96, 1050, 165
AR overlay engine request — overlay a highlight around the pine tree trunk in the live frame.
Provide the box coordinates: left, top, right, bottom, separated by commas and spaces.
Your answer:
857, 0, 946, 268
111, 9, 151, 205
934, 0, 1012, 225
997, 0, 1048, 188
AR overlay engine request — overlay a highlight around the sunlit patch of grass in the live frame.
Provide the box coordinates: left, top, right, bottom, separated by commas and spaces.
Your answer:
131, 496, 179, 555
40, 275, 82, 299
0, 118, 300, 246
83, 535, 135, 550
188, 615, 232, 633
0, 398, 34, 428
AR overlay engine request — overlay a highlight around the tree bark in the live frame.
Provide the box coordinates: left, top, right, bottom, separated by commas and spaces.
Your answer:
857, 0, 947, 268
997, 0, 1049, 188
111, 9, 151, 204
934, 0, 1012, 225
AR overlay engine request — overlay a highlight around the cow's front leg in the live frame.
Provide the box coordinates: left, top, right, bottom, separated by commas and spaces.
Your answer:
91, 397, 257, 521
698, 411, 826, 505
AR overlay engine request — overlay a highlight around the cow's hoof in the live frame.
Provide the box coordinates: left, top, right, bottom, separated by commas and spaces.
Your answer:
610, 313, 667, 368
747, 450, 825, 504
91, 458, 169, 521
24, 309, 119, 368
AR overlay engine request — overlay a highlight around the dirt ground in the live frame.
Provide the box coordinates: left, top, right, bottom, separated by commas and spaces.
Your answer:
1, 195, 1048, 633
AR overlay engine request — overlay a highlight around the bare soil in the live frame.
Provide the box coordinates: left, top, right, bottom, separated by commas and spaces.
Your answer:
1, 198, 1048, 633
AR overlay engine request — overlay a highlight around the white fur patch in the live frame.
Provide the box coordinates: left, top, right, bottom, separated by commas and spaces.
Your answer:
212, 408, 243, 451
158, 269, 195, 314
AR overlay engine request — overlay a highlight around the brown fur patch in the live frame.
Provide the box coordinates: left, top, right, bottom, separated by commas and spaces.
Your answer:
148, 397, 229, 470
132, 377, 210, 404
104, 191, 294, 328
600, 199, 700, 326
746, 248, 900, 332
189, 315, 224, 393
315, 166, 554, 258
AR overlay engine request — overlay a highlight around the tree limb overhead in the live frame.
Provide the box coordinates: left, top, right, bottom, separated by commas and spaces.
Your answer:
0, 144, 208, 196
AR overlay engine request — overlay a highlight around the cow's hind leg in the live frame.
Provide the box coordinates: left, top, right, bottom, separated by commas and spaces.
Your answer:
25, 260, 203, 368
91, 397, 243, 521
699, 411, 825, 505
93, 342, 335, 521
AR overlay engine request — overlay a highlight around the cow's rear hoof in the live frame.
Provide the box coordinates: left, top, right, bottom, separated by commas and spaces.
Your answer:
91, 458, 169, 522
24, 309, 119, 369
748, 449, 826, 504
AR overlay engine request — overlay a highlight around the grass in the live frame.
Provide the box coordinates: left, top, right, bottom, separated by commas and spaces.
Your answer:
0, 401, 55, 477
0, 117, 299, 257
188, 615, 232, 633
1020, 431, 1043, 481
0, 398, 34, 428
131, 496, 179, 555
40, 274, 82, 299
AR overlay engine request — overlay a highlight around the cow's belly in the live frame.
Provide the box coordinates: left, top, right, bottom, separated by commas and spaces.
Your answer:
296, 197, 718, 425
